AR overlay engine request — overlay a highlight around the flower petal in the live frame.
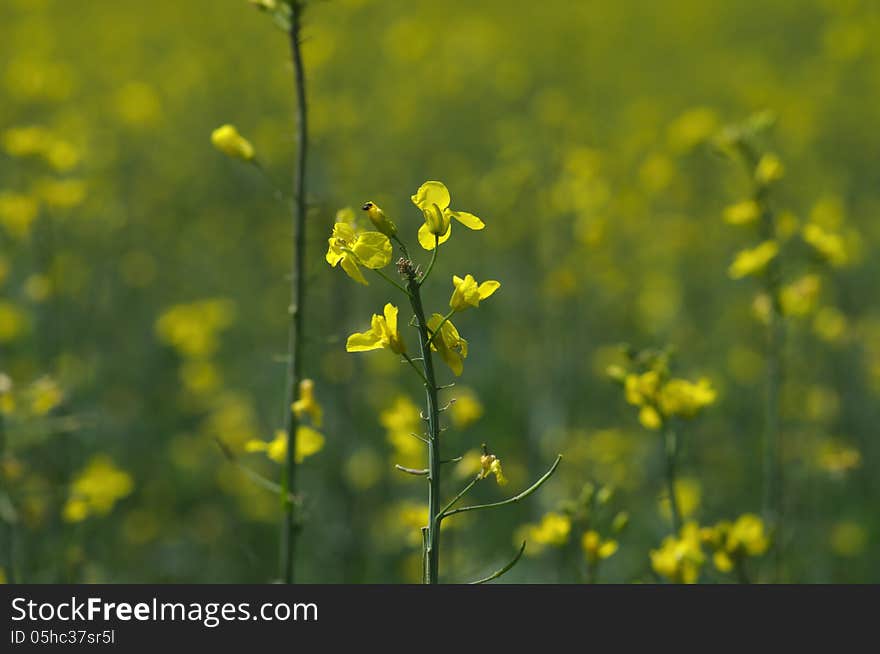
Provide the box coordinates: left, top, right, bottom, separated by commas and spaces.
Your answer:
477, 280, 501, 300
417, 221, 452, 250
383, 303, 398, 334
411, 181, 450, 212
448, 210, 485, 230
352, 232, 392, 269
295, 426, 325, 463
346, 328, 382, 351
340, 255, 368, 285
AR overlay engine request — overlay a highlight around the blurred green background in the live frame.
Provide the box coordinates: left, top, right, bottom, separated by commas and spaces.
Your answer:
0, 0, 877, 583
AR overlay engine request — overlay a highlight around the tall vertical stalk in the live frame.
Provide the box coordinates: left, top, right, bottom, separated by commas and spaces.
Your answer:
663, 422, 682, 534
404, 271, 442, 584
756, 186, 784, 579
279, 0, 308, 585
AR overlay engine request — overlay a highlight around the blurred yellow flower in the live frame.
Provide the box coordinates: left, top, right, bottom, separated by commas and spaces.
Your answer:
0, 191, 40, 240
755, 153, 784, 185
28, 376, 63, 415
427, 313, 467, 376
244, 426, 324, 464
650, 522, 705, 583
155, 299, 236, 359
449, 274, 500, 312
346, 303, 406, 355
62, 456, 134, 523
325, 221, 393, 285
0, 301, 28, 343
210, 124, 255, 161
815, 439, 861, 475
292, 378, 322, 427
780, 274, 821, 317
728, 240, 779, 279
704, 513, 769, 573
723, 200, 761, 226
448, 387, 483, 429
659, 477, 701, 521
659, 378, 716, 417
411, 181, 485, 250
802, 223, 848, 267
581, 530, 618, 563
518, 512, 571, 555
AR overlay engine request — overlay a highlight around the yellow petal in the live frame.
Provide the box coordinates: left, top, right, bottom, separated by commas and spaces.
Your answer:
295, 426, 325, 463
448, 210, 485, 230
325, 240, 345, 266
411, 180, 450, 212
383, 303, 398, 334
352, 232, 393, 269
340, 255, 368, 285
417, 221, 452, 250
477, 280, 501, 300
346, 328, 383, 351
598, 539, 619, 559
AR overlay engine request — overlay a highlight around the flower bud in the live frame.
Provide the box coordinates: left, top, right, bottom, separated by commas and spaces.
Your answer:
361, 201, 397, 238
211, 124, 255, 162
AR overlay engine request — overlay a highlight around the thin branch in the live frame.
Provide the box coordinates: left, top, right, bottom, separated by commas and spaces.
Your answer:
469, 542, 527, 584
213, 438, 299, 504
439, 476, 479, 517
395, 464, 429, 476
440, 455, 563, 520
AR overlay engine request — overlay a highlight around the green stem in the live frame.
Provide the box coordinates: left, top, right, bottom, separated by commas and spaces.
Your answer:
419, 235, 439, 286
402, 353, 429, 386
372, 267, 411, 296
753, 169, 784, 582
469, 541, 527, 584
280, 0, 308, 585
663, 422, 682, 534
440, 454, 562, 520
439, 476, 479, 517
405, 272, 443, 584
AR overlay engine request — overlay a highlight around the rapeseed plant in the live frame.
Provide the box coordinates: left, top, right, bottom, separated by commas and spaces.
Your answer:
329, 180, 561, 583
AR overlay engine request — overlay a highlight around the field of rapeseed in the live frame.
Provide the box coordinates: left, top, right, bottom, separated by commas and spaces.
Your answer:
1, 0, 877, 583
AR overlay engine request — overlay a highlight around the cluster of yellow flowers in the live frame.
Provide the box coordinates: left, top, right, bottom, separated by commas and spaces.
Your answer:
334, 181, 499, 379
651, 514, 769, 583
610, 352, 716, 431
244, 379, 325, 465
63, 456, 134, 523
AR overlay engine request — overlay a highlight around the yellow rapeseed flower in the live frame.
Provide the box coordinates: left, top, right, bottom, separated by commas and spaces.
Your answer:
245, 426, 325, 464
728, 240, 779, 279
292, 378, 322, 427
802, 223, 848, 266
449, 274, 501, 312
658, 377, 716, 417
427, 313, 468, 376
211, 124, 255, 161
325, 221, 393, 285
346, 303, 406, 355
478, 452, 508, 485
723, 200, 761, 226
755, 153, 784, 185
411, 181, 485, 250
62, 456, 134, 523
518, 512, 571, 555
650, 522, 705, 583
581, 530, 619, 563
